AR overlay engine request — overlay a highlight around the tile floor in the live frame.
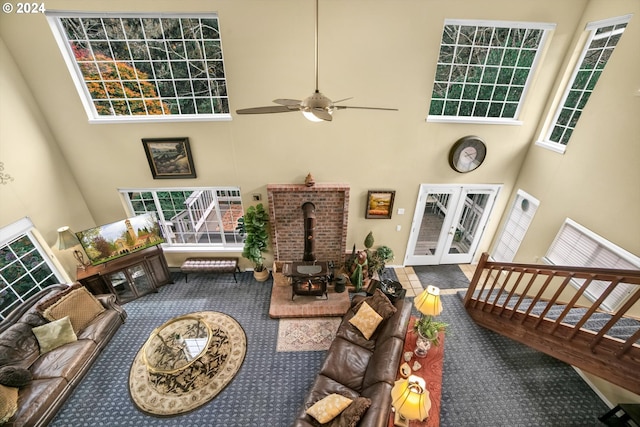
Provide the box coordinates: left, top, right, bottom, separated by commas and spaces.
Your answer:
393, 264, 476, 297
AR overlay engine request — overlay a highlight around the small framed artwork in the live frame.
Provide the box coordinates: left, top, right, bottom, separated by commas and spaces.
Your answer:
142, 137, 196, 179
366, 190, 395, 219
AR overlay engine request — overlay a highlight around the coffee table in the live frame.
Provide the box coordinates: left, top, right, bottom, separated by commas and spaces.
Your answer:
142, 314, 212, 374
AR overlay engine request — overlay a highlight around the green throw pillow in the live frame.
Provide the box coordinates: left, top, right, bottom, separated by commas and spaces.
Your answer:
32, 316, 77, 353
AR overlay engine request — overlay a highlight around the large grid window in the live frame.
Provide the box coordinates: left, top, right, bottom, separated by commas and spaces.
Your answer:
541, 15, 630, 151
120, 188, 244, 248
428, 20, 554, 123
1, 218, 65, 320
47, 13, 230, 122
545, 218, 639, 312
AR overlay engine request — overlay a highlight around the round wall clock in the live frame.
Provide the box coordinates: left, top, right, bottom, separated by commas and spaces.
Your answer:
448, 135, 487, 173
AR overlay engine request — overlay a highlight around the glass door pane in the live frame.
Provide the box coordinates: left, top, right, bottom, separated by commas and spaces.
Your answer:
128, 265, 154, 296
413, 192, 454, 257
107, 271, 135, 302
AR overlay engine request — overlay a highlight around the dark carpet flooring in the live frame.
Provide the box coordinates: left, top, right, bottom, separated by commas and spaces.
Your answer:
49, 270, 610, 426
412, 264, 471, 289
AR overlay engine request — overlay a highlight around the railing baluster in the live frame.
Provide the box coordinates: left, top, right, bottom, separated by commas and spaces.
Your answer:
568, 277, 621, 340
478, 266, 505, 311
508, 270, 540, 320
497, 269, 525, 316
550, 275, 595, 334
533, 274, 574, 328
590, 287, 640, 351
616, 328, 640, 358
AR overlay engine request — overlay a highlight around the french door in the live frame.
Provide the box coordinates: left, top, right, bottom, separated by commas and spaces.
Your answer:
405, 184, 501, 265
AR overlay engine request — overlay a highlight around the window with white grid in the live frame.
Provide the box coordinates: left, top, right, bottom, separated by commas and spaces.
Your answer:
120, 188, 244, 248
545, 218, 639, 312
540, 15, 630, 152
492, 190, 539, 262
46, 13, 230, 122
1, 218, 66, 320
428, 20, 554, 123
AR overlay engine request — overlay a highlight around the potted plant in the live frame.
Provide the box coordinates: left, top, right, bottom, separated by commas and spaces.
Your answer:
238, 203, 270, 282
413, 315, 448, 357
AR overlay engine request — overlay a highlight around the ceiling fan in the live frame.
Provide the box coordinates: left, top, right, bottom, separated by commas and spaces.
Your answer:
235, 0, 398, 122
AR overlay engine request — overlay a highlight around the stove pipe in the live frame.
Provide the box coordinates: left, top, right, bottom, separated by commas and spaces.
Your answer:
302, 202, 316, 262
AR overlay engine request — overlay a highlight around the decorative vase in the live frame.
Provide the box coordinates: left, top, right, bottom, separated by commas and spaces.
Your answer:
414, 333, 432, 358
253, 268, 270, 282
334, 275, 346, 293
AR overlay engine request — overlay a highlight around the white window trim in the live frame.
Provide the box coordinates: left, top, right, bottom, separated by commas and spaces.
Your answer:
427, 19, 555, 123
45, 11, 232, 123
490, 189, 539, 262
536, 14, 632, 152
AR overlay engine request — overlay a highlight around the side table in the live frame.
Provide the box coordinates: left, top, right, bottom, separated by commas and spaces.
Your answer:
390, 317, 444, 427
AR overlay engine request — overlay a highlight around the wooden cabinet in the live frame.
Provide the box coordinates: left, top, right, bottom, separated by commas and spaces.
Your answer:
77, 246, 172, 304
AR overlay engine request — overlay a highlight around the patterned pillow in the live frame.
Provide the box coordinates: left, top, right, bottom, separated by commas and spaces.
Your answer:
306, 393, 353, 424
0, 384, 18, 424
32, 316, 78, 353
41, 286, 105, 333
349, 302, 383, 340
354, 288, 397, 320
330, 396, 372, 427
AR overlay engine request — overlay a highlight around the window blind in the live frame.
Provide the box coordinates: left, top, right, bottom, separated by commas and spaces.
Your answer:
492, 190, 538, 262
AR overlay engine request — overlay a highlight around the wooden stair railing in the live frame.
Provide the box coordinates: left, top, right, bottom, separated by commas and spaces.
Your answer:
463, 253, 640, 394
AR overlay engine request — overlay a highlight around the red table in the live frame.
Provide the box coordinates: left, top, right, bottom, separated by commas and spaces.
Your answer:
389, 317, 444, 427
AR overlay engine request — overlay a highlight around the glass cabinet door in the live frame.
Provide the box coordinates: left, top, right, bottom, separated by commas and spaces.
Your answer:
106, 271, 135, 302
128, 264, 155, 296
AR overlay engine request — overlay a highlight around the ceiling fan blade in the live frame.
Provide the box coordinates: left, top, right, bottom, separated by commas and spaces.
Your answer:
332, 97, 353, 104
273, 99, 302, 106
334, 106, 398, 111
311, 107, 333, 121
236, 105, 299, 114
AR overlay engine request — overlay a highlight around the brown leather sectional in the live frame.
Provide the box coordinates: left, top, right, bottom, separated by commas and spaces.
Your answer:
292, 293, 412, 427
0, 284, 126, 427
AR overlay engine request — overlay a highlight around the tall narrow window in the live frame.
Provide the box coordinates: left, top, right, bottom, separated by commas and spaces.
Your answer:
46, 13, 230, 122
428, 20, 554, 124
120, 187, 244, 248
492, 190, 539, 262
545, 218, 639, 312
1, 218, 65, 320
540, 15, 630, 152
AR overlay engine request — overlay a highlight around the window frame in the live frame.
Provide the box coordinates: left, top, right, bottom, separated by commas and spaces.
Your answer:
544, 218, 639, 312
0, 218, 67, 320
491, 189, 539, 262
46, 11, 232, 123
119, 187, 244, 253
536, 14, 631, 153
427, 19, 555, 125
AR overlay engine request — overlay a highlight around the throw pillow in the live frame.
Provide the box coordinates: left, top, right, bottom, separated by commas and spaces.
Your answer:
0, 366, 32, 387
330, 396, 372, 427
306, 393, 353, 424
37, 283, 81, 311
354, 289, 397, 321
42, 286, 105, 333
32, 316, 78, 353
349, 302, 383, 340
0, 384, 18, 424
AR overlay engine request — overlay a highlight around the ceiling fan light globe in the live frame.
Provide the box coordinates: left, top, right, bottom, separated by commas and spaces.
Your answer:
302, 109, 325, 122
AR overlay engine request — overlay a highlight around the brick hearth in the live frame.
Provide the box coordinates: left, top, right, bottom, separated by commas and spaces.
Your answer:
266, 183, 349, 263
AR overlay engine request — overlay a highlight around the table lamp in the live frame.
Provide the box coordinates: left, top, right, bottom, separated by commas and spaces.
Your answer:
56, 226, 88, 269
391, 375, 431, 426
413, 285, 444, 357
414, 285, 442, 317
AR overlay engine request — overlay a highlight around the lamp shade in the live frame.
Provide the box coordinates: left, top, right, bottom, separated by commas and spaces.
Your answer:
55, 226, 80, 250
414, 285, 443, 316
391, 375, 431, 421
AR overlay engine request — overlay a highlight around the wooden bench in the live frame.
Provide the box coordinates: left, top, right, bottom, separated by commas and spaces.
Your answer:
180, 257, 240, 283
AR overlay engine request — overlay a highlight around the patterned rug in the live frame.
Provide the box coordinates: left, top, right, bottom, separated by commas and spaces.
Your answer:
129, 311, 246, 416
276, 317, 342, 352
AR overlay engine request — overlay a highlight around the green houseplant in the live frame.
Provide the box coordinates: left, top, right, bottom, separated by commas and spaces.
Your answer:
413, 315, 448, 347
238, 203, 270, 282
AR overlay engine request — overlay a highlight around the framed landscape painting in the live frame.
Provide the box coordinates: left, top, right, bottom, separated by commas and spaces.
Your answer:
142, 137, 196, 179
366, 190, 395, 219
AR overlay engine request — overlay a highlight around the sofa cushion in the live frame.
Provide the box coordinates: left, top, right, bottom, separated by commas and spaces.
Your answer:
319, 338, 372, 392
306, 393, 352, 424
353, 289, 397, 321
76, 310, 123, 343
0, 365, 32, 387
0, 384, 18, 423
30, 339, 96, 381
362, 336, 404, 390
349, 302, 383, 340
32, 316, 77, 354
9, 377, 67, 426
329, 396, 371, 427
41, 286, 105, 333
0, 322, 41, 367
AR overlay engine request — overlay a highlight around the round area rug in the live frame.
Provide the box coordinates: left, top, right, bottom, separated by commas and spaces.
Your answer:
129, 311, 246, 416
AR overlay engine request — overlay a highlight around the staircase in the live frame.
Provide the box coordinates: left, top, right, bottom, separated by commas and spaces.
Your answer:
463, 253, 640, 394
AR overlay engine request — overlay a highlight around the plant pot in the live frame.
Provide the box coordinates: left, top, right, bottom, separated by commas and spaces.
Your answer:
253, 268, 270, 282
414, 333, 432, 358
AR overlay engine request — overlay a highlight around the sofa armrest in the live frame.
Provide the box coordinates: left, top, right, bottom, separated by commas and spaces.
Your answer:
351, 294, 366, 308
96, 294, 127, 323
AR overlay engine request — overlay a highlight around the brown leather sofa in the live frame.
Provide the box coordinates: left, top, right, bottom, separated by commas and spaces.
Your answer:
0, 284, 126, 427
292, 293, 412, 427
